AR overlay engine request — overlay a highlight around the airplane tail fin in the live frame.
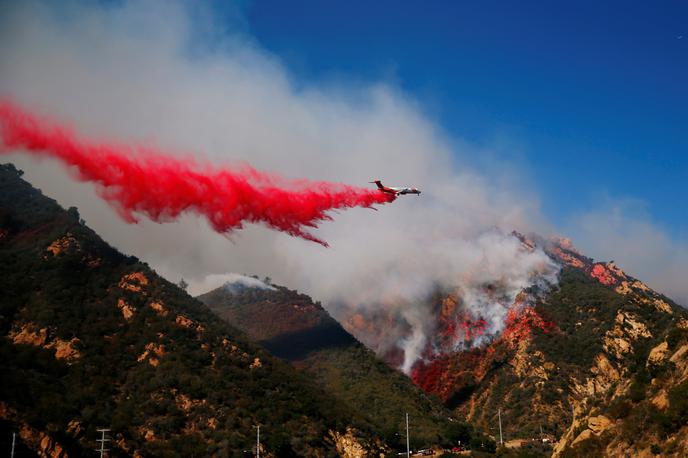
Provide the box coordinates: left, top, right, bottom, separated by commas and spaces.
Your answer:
369, 180, 384, 189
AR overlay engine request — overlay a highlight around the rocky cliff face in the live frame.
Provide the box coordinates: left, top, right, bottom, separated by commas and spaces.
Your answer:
542, 238, 688, 456
328, 427, 387, 458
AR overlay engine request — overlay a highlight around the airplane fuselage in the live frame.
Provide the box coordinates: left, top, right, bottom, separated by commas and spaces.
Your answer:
395, 187, 421, 195
370, 180, 421, 196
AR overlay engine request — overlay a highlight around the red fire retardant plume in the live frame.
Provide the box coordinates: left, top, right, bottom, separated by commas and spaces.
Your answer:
0, 100, 395, 246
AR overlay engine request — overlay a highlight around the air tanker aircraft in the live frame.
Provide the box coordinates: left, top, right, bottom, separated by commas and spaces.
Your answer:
370, 180, 421, 196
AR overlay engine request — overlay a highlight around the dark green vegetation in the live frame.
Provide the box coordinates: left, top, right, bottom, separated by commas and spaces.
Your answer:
199, 284, 463, 451
199, 284, 356, 361
533, 269, 677, 372
0, 163, 381, 457
536, 268, 688, 456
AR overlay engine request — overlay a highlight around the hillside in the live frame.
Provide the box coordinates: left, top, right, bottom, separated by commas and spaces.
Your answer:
363, 234, 688, 456
4, 158, 686, 457
542, 239, 688, 456
0, 163, 386, 457
199, 284, 356, 361
198, 283, 492, 452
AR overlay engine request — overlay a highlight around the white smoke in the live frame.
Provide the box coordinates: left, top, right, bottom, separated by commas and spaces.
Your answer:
451, 231, 559, 338
567, 201, 688, 307
335, 230, 560, 372
190, 273, 275, 295
0, 0, 561, 371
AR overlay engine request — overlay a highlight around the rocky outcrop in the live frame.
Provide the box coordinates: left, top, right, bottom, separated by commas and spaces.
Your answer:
10, 324, 48, 346
572, 354, 621, 398
554, 410, 609, 456
604, 311, 651, 359
149, 300, 168, 316
45, 233, 79, 256
549, 246, 585, 269
670, 343, 688, 383
118, 271, 149, 293
567, 415, 613, 448
651, 390, 669, 410
328, 427, 385, 458
175, 392, 203, 412
587, 415, 612, 434
591, 263, 619, 286
509, 339, 550, 381
647, 341, 670, 366
9, 323, 81, 362
175, 314, 194, 328
52, 338, 81, 361
137, 342, 166, 367
117, 298, 136, 321
19, 424, 68, 458
250, 357, 262, 369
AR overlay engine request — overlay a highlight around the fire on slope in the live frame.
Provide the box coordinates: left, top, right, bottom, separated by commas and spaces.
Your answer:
410, 304, 556, 401
341, 231, 560, 379
346, 234, 665, 404
343, 232, 687, 452
412, 235, 683, 415
407, 235, 674, 402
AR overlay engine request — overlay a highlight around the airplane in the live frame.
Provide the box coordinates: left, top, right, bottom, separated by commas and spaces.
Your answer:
369, 180, 421, 196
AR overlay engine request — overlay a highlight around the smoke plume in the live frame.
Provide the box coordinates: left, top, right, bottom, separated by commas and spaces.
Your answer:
9, 0, 666, 372
0, 100, 393, 246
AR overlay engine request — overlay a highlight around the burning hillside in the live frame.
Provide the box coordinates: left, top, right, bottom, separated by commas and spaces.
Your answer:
343, 231, 688, 456
341, 232, 667, 400
410, 305, 557, 401
340, 230, 560, 374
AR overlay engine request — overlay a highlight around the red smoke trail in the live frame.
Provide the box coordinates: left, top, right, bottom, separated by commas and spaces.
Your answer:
0, 100, 395, 246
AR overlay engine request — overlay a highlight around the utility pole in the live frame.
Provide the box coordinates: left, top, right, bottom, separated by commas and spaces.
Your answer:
96, 428, 110, 458
498, 409, 503, 446
11, 432, 16, 458
405, 412, 410, 458
256, 425, 260, 458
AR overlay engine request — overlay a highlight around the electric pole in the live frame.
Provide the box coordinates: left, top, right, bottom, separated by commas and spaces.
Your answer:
405, 412, 410, 458
11, 432, 16, 458
96, 428, 110, 458
498, 408, 503, 446
256, 425, 260, 458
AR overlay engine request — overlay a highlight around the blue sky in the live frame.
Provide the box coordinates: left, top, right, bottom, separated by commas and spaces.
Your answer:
229, 0, 687, 237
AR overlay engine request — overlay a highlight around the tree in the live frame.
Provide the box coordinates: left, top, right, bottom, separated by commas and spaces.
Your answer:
178, 278, 189, 291
442, 420, 473, 447
67, 206, 80, 221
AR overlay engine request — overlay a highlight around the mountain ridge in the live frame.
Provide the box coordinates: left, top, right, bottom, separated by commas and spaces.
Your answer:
197, 281, 496, 452
195, 207, 688, 456
0, 163, 388, 457
3, 160, 687, 457
346, 231, 688, 456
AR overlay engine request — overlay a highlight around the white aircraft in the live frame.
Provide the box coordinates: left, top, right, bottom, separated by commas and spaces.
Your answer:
369, 180, 421, 196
